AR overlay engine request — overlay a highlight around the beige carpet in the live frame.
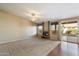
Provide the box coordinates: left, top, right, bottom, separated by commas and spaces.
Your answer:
0, 38, 60, 56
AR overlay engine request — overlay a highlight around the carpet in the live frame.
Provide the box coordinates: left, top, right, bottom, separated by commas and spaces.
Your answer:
0, 38, 60, 56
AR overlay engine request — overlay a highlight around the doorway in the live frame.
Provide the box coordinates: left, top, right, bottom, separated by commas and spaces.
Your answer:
60, 21, 78, 43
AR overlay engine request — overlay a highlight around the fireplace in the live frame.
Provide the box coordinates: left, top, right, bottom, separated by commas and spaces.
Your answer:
41, 31, 49, 38
43, 31, 48, 36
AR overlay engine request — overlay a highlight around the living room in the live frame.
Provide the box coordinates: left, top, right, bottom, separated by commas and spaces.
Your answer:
0, 3, 79, 56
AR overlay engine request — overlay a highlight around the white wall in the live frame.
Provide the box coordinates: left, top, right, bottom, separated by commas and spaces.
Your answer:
0, 11, 36, 44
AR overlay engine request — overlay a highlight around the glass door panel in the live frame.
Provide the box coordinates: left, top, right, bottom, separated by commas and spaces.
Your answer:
61, 21, 78, 43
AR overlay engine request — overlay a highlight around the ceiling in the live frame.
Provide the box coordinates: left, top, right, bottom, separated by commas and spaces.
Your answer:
0, 3, 79, 23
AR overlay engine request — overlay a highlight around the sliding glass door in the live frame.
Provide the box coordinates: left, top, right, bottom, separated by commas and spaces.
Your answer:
60, 21, 78, 43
